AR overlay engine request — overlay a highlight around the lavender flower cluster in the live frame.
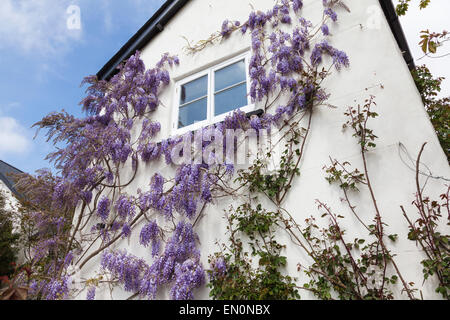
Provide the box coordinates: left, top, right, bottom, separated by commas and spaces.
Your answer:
86, 286, 96, 300
139, 220, 160, 257
208, 256, 227, 281
137, 164, 216, 220
101, 250, 147, 293
141, 221, 205, 300
32, 50, 179, 218
28, 276, 71, 300
101, 221, 204, 300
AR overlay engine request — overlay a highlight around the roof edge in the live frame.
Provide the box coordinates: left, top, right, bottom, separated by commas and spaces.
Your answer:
97, 0, 190, 81
379, 0, 415, 70
0, 160, 24, 197
0, 160, 24, 175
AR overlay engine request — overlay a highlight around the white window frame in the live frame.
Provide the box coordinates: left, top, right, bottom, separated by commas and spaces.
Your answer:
172, 52, 254, 135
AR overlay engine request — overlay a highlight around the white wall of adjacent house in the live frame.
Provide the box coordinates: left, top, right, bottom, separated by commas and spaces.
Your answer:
0, 180, 17, 214
0, 179, 25, 266
77, 0, 450, 300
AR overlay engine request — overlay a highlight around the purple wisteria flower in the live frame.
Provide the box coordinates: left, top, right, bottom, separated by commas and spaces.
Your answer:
102, 221, 204, 300
86, 287, 96, 300
139, 142, 160, 162
81, 190, 93, 204
42, 276, 71, 300
292, 0, 303, 12
101, 250, 147, 293
310, 40, 349, 70
209, 256, 227, 280
170, 258, 205, 300
225, 163, 235, 176
121, 223, 131, 238
97, 196, 110, 221
324, 8, 338, 22
63, 252, 74, 266
221, 20, 232, 37
140, 220, 160, 257
115, 195, 136, 219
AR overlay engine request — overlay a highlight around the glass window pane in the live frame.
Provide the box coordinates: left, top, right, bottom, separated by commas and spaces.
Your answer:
180, 75, 208, 105
214, 83, 248, 116
215, 60, 246, 92
178, 97, 207, 128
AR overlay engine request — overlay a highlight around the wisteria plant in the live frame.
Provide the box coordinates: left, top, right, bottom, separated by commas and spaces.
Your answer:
6, 0, 447, 301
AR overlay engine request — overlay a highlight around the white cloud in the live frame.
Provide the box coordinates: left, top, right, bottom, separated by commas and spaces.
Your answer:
0, 0, 82, 55
0, 117, 31, 156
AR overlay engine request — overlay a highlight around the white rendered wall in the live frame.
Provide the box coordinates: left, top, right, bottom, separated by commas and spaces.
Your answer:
0, 179, 25, 265
79, 0, 450, 300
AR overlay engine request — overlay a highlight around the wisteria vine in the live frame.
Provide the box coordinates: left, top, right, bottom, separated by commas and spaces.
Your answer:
7, 0, 389, 300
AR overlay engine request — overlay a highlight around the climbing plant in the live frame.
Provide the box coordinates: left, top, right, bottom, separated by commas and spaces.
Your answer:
411, 65, 450, 163
8, 0, 448, 301
396, 0, 448, 57
302, 97, 415, 300
401, 143, 449, 299
396, 0, 431, 16
208, 203, 299, 300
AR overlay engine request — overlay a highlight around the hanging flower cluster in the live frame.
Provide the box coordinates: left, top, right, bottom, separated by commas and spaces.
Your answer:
102, 221, 204, 300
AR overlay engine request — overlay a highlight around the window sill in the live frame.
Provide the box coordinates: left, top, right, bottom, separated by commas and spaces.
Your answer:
155, 108, 264, 147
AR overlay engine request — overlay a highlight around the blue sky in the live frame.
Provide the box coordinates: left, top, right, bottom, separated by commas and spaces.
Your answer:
0, 0, 448, 175
0, 0, 165, 174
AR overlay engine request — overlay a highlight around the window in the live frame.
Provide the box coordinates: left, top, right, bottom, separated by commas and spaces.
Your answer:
174, 53, 253, 133
179, 75, 208, 128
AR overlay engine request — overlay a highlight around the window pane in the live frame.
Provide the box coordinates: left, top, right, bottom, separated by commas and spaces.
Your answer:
180, 75, 208, 105
215, 60, 246, 92
178, 97, 207, 128
214, 83, 247, 116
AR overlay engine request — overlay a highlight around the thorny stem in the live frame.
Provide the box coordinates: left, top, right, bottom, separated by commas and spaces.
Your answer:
356, 106, 416, 300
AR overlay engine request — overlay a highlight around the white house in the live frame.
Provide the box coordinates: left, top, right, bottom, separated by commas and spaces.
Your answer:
0, 160, 26, 266
75, 0, 449, 300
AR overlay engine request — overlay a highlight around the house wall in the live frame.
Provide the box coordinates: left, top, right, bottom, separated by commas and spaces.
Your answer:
0, 179, 26, 266
79, 0, 450, 300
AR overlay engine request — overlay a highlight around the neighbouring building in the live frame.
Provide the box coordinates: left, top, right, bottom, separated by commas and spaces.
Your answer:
0, 160, 25, 266
0, 160, 23, 198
